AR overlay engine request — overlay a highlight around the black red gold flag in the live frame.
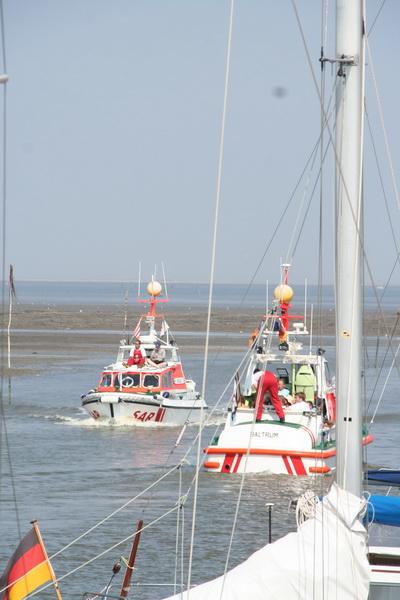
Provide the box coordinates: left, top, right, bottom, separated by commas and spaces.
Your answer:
0, 525, 58, 600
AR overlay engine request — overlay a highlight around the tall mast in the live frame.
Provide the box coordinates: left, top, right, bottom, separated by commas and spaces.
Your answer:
335, 0, 365, 495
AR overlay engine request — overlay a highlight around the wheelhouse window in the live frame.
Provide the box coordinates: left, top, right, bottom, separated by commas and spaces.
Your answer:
100, 373, 113, 387
121, 373, 140, 388
143, 374, 160, 388
162, 370, 173, 388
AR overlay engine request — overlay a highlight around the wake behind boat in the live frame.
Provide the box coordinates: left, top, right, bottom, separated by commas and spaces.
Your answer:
81, 280, 207, 425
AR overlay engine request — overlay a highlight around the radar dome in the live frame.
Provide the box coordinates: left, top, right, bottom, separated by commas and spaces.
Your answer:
147, 280, 162, 296
273, 284, 293, 303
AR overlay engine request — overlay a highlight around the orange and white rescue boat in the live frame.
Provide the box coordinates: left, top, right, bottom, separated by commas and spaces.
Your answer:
204, 264, 372, 475
81, 280, 207, 425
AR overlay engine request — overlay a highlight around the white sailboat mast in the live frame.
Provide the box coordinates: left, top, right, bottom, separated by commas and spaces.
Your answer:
335, 0, 365, 495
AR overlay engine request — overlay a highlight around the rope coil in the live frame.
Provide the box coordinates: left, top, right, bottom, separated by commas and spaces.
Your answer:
296, 489, 320, 526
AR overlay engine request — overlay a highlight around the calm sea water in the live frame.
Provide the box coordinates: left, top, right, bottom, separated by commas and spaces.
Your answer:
12, 280, 400, 311
1, 333, 400, 599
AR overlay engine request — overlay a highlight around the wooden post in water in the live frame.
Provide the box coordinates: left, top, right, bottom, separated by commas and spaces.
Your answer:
119, 520, 143, 598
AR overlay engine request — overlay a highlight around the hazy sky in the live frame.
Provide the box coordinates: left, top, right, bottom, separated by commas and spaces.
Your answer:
2, 1, 400, 285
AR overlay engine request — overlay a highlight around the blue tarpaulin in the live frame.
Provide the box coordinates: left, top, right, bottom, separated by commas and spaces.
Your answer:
366, 470, 400, 486
367, 495, 400, 527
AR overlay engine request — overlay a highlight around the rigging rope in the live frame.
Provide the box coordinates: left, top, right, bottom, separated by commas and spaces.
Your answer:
368, 0, 387, 36
316, 0, 329, 348
365, 36, 400, 235
365, 108, 400, 292
219, 406, 259, 599
173, 463, 183, 596
187, 2, 235, 595
18, 505, 180, 600
291, 0, 399, 371
47, 463, 180, 562
370, 338, 400, 426
0, 0, 22, 544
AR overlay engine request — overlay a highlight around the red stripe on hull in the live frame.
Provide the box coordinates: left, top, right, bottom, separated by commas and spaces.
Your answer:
232, 454, 242, 473
282, 456, 293, 475
221, 454, 236, 473
291, 456, 307, 476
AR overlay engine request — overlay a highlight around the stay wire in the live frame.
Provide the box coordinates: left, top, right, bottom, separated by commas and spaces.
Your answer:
370, 339, 400, 426
316, 2, 330, 591
0, 0, 21, 543
291, 0, 399, 367
291, 117, 334, 260
289, 78, 337, 264
365, 107, 400, 287
366, 32, 400, 215
368, 0, 386, 36
240, 70, 335, 310
42, 337, 253, 576
19, 506, 180, 600
367, 312, 400, 415
238, 134, 320, 307
317, 0, 329, 347
219, 422, 257, 599
365, 104, 400, 374
187, 1, 234, 596
284, 136, 319, 263
47, 463, 181, 563
2, 356, 251, 600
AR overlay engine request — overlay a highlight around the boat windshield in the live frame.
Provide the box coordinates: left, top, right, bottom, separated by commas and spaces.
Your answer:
100, 373, 113, 387
143, 374, 160, 388
120, 373, 140, 388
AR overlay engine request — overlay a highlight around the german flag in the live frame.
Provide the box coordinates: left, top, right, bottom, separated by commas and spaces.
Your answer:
0, 524, 59, 600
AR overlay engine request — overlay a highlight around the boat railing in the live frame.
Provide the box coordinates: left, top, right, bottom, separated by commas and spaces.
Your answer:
255, 353, 323, 365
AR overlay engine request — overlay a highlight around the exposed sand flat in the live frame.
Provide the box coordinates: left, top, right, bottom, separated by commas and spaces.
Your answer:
1, 304, 398, 376
2, 302, 398, 333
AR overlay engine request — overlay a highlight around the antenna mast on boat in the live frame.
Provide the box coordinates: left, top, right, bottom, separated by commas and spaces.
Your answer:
335, 0, 365, 496
137, 261, 141, 297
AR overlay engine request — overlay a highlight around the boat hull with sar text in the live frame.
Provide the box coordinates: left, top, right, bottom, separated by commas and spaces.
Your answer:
82, 390, 205, 426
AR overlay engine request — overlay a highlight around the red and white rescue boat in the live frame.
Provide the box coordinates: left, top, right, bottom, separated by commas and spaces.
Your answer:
81, 280, 207, 425
204, 264, 372, 475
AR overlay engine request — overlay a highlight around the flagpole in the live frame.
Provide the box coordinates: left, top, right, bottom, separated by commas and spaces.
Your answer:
123, 288, 129, 336
7, 283, 12, 369
30, 521, 63, 600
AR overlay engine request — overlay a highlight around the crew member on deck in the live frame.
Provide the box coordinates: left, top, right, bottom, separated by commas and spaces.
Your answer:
147, 340, 166, 367
127, 339, 146, 367
254, 371, 285, 422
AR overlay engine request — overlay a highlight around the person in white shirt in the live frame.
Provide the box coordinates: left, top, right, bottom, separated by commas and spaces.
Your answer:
147, 340, 166, 367
285, 391, 310, 412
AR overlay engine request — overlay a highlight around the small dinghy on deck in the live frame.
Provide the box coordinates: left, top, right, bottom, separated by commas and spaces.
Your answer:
81, 280, 207, 425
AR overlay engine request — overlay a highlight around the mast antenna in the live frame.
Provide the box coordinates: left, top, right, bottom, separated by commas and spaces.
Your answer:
162, 261, 169, 299
137, 261, 141, 297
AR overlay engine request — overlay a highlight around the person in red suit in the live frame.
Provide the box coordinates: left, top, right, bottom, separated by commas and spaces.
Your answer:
254, 370, 285, 422
127, 339, 146, 367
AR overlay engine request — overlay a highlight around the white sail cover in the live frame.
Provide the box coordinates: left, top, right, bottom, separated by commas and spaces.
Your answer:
164, 483, 370, 600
